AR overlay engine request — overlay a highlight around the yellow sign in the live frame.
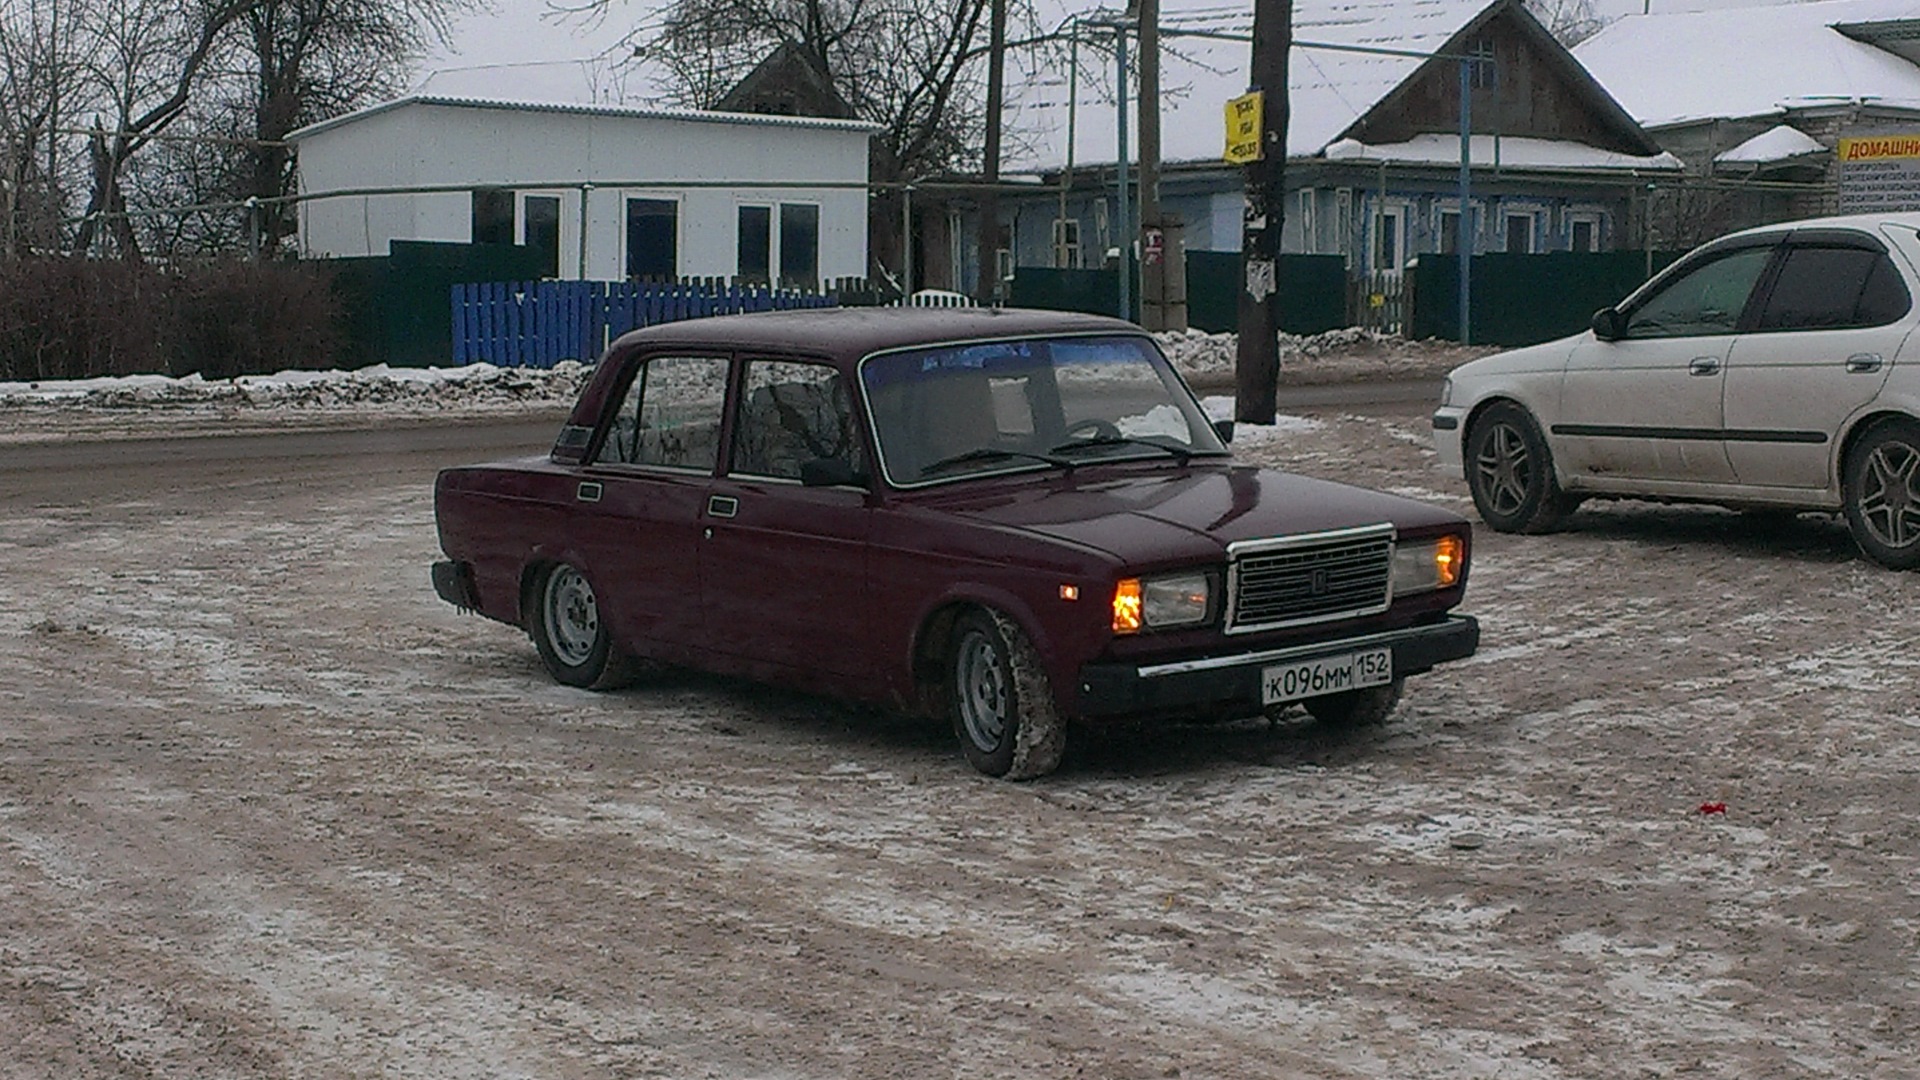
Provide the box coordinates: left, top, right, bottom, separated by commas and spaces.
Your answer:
1224, 91, 1264, 165
1839, 135, 1920, 162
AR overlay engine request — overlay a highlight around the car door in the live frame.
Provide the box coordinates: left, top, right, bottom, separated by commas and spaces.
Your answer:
1722, 232, 1912, 491
700, 357, 874, 677
573, 352, 731, 660
1555, 242, 1777, 485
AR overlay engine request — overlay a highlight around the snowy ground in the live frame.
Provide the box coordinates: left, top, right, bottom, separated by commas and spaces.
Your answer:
0, 328, 1484, 445
2, 369, 1915, 1077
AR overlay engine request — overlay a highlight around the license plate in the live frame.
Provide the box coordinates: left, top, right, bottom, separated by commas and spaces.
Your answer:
1261, 648, 1392, 705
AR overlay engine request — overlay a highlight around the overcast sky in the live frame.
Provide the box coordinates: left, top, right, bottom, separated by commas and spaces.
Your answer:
421, 0, 1824, 85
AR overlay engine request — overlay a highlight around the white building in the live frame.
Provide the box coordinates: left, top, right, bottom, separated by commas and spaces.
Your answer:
287, 91, 877, 288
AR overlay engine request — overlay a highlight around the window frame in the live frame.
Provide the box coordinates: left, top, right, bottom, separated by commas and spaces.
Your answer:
1618, 240, 1781, 340
1748, 237, 1914, 334
590, 351, 733, 475
727, 357, 868, 485
623, 194, 682, 282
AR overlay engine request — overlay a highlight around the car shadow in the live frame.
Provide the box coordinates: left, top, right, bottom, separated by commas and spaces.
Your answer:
1546, 503, 1859, 563
1063, 710, 1396, 778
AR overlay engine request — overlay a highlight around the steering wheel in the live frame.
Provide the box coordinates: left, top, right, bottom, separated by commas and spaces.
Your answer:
1062, 417, 1122, 441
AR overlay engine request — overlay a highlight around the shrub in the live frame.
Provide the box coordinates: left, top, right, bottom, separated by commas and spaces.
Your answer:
0, 257, 349, 382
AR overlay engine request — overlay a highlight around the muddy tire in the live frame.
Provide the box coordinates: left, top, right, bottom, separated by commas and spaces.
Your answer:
948, 609, 1066, 780
1304, 678, 1404, 727
1843, 417, 1920, 570
1466, 402, 1579, 534
528, 563, 638, 690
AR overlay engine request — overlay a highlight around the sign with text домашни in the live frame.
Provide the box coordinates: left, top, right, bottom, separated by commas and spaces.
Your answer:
1224, 91, 1264, 165
1838, 135, 1920, 212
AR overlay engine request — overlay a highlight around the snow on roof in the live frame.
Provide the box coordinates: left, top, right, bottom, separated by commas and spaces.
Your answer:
1325, 133, 1682, 170
1714, 124, 1828, 164
1574, 0, 1920, 128
413, 59, 675, 108
287, 90, 880, 142
1003, 0, 1495, 171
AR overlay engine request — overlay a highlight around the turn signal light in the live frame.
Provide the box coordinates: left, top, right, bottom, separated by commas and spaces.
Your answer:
1435, 534, 1464, 588
1112, 578, 1143, 633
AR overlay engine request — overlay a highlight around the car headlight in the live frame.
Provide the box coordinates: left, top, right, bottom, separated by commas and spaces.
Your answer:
1112, 571, 1212, 633
1439, 376, 1454, 406
1392, 535, 1465, 595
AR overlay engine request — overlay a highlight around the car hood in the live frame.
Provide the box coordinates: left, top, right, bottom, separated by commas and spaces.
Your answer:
1448, 332, 1584, 381
902, 463, 1467, 565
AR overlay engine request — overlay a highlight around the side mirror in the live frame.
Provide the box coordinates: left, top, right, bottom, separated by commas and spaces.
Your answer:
800, 457, 866, 488
1591, 307, 1626, 342
1211, 418, 1235, 444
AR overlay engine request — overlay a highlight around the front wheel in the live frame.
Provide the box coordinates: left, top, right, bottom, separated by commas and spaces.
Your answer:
528, 563, 637, 689
1304, 678, 1404, 727
1843, 417, 1920, 570
948, 609, 1066, 780
1465, 402, 1579, 533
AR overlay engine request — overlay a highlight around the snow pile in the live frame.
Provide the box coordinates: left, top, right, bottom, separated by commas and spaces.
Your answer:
0, 326, 1475, 419
0, 361, 594, 413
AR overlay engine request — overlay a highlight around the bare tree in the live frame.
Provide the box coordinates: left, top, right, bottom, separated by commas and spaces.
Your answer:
71, 0, 249, 258
1525, 0, 1606, 47
217, 0, 473, 255
0, 0, 83, 255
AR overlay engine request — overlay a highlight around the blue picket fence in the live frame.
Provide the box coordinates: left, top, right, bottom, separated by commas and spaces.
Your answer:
450, 280, 840, 368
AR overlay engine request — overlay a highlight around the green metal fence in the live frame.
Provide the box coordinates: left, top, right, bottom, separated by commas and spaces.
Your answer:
325, 240, 546, 368
1409, 250, 1688, 347
1009, 252, 1348, 336
1186, 251, 1348, 335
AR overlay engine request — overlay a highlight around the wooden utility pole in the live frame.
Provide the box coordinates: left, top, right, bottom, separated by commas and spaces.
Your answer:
975, 0, 1009, 303
1235, 0, 1291, 425
1136, 0, 1163, 330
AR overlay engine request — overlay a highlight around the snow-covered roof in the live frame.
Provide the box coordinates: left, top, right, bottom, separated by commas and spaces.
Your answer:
1325, 133, 1682, 171
288, 90, 880, 143
1714, 124, 1828, 164
1574, 0, 1920, 129
1004, 0, 1499, 171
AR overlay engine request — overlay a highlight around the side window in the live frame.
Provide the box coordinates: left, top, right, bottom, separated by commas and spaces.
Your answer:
731, 360, 866, 481
1625, 247, 1774, 339
1756, 246, 1912, 331
595, 355, 729, 470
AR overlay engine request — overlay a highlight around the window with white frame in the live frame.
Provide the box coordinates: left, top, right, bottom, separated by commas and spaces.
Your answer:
1051, 217, 1082, 268
1373, 207, 1406, 272
1504, 212, 1535, 254
1568, 211, 1604, 253
1334, 188, 1353, 267
1295, 189, 1316, 253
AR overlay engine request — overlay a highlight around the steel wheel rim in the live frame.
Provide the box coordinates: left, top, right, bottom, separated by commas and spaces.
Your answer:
1474, 422, 1533, 516
955, 628, 1008, 753
543, 566, 600, 667
1858, 437, 1920, 550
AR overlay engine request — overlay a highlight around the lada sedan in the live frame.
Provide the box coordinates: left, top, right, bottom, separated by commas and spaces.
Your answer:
433, 307, 1479, 778
1433, 211, 1920, 569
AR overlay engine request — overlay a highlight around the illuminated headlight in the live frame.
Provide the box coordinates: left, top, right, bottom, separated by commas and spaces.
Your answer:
1113, 572, 1211, 632
1392, 535, 1465, 595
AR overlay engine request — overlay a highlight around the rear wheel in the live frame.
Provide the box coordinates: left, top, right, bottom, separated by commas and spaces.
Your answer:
1843, 417, 1920, 570
949, 609, 1066, 780
528, 563, 637, 689
1304, 678, 1404, 727
1466, 402, 1578, 533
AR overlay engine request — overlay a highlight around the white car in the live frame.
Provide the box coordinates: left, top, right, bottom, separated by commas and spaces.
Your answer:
1432, 211, 1920, 570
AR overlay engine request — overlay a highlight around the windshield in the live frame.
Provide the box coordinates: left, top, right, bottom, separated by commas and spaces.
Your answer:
860, 333, 1227, 487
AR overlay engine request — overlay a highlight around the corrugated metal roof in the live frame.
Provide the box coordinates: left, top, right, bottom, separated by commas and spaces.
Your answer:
287, 93, 881, 142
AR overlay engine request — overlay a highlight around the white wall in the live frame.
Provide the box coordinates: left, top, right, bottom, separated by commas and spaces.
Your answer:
295, 101, 871, 283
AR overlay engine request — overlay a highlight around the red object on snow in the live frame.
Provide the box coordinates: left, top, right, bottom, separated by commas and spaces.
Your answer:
1698, 802, 1728, 815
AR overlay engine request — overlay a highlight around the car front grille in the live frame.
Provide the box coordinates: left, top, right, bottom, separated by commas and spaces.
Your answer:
1227, 525, 1395, 632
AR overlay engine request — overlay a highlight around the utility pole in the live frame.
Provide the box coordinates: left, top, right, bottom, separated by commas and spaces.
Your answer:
1136, 0, 1163, 330
975, 0, 1008, 303
1236, 0, 1291, 425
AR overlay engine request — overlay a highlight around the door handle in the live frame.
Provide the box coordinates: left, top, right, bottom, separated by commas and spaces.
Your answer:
1846, 353, 1884, 374
1688, 357, 1720, 376
707, 494, 739, 519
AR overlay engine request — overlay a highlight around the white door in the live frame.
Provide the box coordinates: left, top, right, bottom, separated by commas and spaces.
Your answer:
1555, 244, 1776, 485
1723, 238, 1913, 490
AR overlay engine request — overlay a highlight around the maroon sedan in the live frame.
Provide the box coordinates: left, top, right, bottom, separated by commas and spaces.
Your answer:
432, 307, 1478, 779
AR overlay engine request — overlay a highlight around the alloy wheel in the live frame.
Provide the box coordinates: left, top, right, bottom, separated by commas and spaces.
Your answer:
1857, 436, 1920, 551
